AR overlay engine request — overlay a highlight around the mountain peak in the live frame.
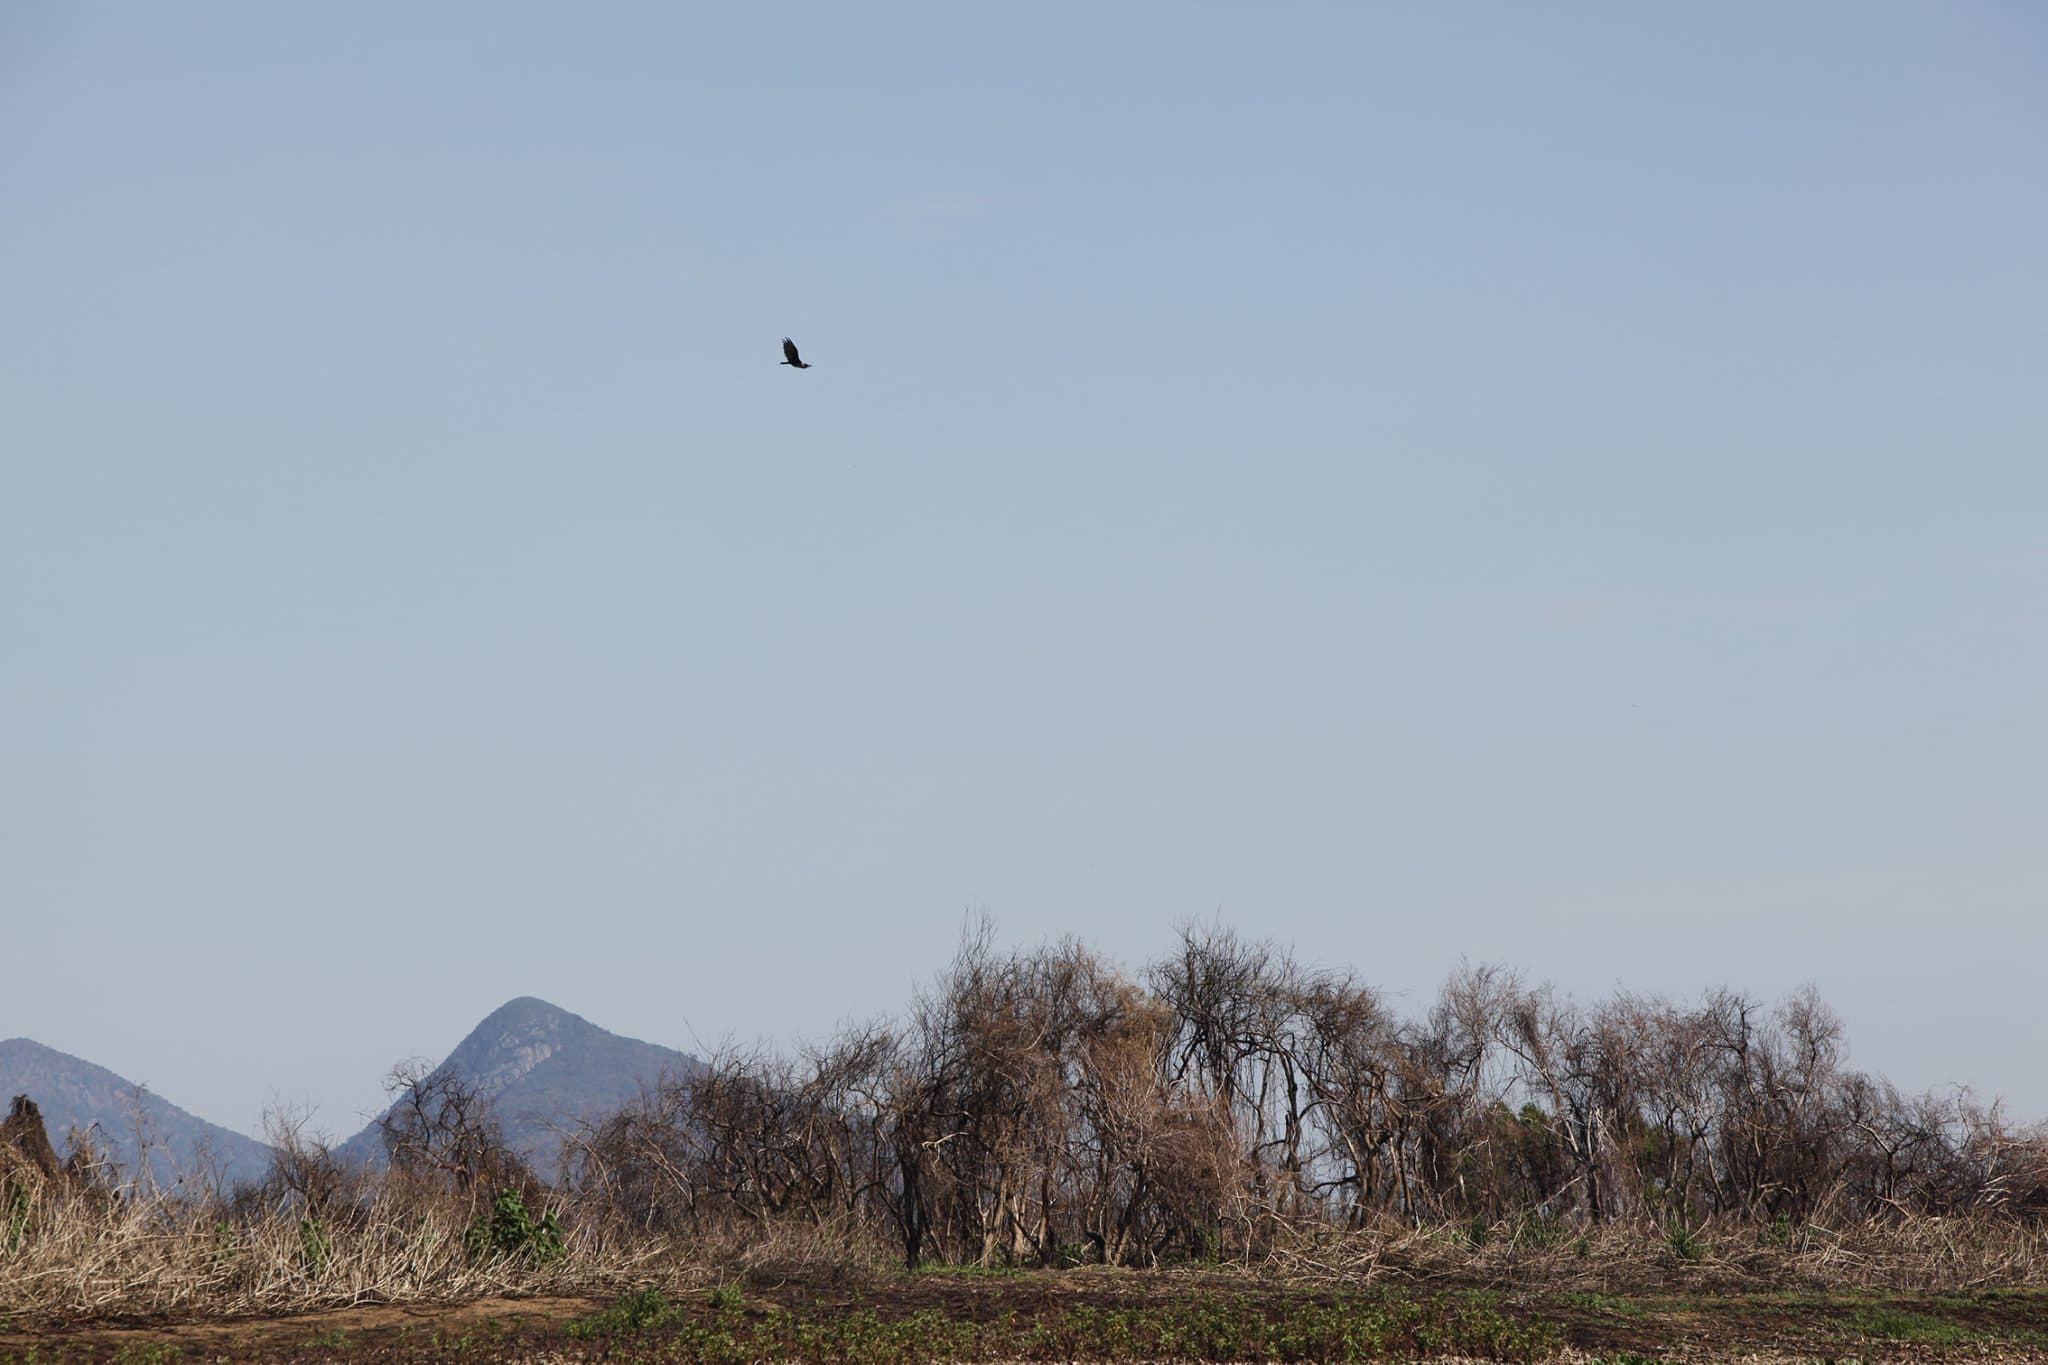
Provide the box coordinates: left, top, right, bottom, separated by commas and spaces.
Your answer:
441, 998, 602, 1100
485, 995, 572, 1018
339, 1000, 702, 1174
472, 996, 593, 1035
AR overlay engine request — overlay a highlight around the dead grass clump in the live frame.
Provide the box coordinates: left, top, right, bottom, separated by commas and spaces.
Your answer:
0, 1180, 647, 1328
1256, 1211, 2048, 1296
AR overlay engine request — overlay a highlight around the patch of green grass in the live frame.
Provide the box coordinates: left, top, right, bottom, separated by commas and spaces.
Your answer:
567, 1286, 693, 1337
912, 1258, 1027, 1278
1015, 1294, 1559, 1363
799, 1307, 982, 1363
109, 1346, 183, 1365
568, 1287, 1562, 1361
1752, 1288, 1852, 1308
1662, 1220, 1700, 1261
1840, 1306, 1974, 1344
1514, 1210, 1572, 1249
1933, 1287, 2046, 1309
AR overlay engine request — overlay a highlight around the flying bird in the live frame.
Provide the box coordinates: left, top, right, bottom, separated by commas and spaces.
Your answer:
780, 337, 811, 369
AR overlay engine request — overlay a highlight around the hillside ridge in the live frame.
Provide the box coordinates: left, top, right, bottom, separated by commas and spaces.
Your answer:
0, 1037, 274, 1190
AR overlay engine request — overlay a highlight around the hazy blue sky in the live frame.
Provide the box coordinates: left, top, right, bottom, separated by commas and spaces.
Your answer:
4, 3, 2045, 1141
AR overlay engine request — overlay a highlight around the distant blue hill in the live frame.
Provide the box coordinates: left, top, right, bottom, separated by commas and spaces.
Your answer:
336, 997, 704, 1178
0, 1037, 274, 1192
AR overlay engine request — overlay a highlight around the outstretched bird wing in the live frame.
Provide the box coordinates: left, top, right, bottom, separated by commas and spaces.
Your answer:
782, 337, 802, 365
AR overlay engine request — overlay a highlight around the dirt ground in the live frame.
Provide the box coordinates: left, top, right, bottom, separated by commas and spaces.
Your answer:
3, 1271, 2046, 1362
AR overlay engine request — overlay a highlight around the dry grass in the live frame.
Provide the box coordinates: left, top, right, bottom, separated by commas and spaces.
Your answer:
1260, 1211, 2048, 1296
0, 1183, 645, 1327
6, 1201, 2048, 1363
7, 1175, 2044, 1334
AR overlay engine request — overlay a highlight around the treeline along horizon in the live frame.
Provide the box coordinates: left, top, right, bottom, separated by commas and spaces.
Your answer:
549, 921, 2046, 1267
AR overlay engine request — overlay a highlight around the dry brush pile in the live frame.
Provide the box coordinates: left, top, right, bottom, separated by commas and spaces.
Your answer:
4, 924, 2046, 1324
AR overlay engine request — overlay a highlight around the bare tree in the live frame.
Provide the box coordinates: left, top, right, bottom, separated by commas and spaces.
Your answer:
378, 1059, 532, 1206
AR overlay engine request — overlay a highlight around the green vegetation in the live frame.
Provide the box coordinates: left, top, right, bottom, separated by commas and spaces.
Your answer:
1661, 1219, 1700, 1261
109, 1347, 183, 1365
566, 1285, 689, 1336
564, 1285, 1559, 1362
2, 1189, 26, 1256
461, 1188, 563, 1265
7, 1280, 2048, 1362
912, 1259, 1027, 1278
296, 1215, 330, 1272
1513, 1209, 1570, 1248
1839, 1305, 1974, 1344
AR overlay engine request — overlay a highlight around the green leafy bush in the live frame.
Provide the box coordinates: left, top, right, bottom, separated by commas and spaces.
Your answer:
463, 1187, 565, 1264
298, 1215, 331, 1271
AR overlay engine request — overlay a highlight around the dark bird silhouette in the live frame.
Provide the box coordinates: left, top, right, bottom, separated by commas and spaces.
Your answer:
780, 337, 811, 369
